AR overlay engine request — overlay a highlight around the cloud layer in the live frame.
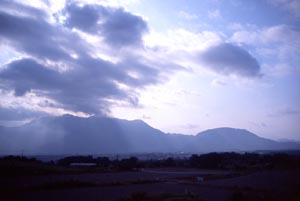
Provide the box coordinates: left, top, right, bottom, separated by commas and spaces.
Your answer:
0, 0, 263, 119
0, 1, 170, 116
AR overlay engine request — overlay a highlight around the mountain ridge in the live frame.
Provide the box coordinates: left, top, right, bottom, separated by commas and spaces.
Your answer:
0, 115, 299, 154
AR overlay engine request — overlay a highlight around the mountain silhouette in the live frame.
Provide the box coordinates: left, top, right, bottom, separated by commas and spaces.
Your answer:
0, 115, 299, 154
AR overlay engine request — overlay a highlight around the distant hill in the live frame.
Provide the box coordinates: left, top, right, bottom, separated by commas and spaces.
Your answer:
193, 127, 300, 152
277, 138, 300, 144
0, 115, 299, 154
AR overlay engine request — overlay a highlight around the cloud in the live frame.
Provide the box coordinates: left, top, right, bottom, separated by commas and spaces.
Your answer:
231, 25, 299, 45
0, 1, 178, 117
64, 2, 148, 47
231, 25, 300, 75
0, 10, 72, 61
211, 79, 228, 87
0, 0, 47, 18
145, 30, 261, 78
178, 11, 198, 20
198, 43, 261, 77
269, 0, 300, 18
231, 30, 258, 44
144, 29, 222, 52
0, 106, 46, 121
0, 59, 63, 96
208, 9, 221, 19
0, 55, 163, 115
174, 88, 201, 97
268, 107, 300, 117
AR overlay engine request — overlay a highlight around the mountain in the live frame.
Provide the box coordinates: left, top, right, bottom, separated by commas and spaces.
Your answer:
0, 115, 299, 154
193, 128, 300, 152
277, 138, 300, 144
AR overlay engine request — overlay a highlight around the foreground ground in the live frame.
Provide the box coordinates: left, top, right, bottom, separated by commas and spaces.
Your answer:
1, 167, 299, 201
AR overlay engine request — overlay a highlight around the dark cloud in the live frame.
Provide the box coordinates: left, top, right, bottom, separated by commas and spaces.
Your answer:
64, 3, 102, 33
0, 59, 63, 96
0, 1, 175, 116
0, 0, 47, 19
64, 3, 148, 47
199, 43, 261, 77
0, 10, 77, 61
0, 57, 162, 114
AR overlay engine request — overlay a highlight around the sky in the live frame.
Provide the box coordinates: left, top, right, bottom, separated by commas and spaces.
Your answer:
0, 0, 299, 140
